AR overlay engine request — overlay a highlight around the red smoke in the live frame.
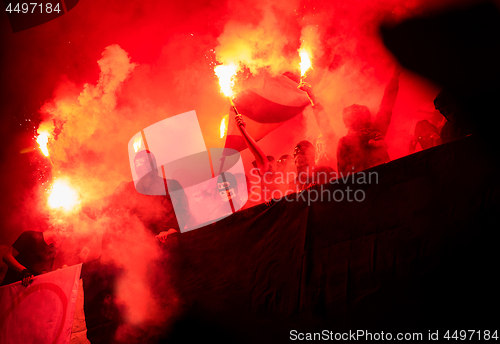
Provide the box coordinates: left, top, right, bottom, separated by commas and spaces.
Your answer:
0, 0, 488, 340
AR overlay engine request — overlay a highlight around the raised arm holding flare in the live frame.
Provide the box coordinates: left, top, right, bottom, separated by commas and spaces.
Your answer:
298, 82, 338, 171
232, 108, 281, 201
233, 107, 270, 176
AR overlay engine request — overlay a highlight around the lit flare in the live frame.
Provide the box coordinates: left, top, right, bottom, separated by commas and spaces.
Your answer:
48, 179, 79, 211
220, 115, 229, 138
214, 64, 238, 98
133, 137, 142, 153
299, 49, 312, 77
36, 131, 50, 157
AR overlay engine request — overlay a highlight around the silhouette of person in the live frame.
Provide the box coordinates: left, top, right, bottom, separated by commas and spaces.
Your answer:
337, 66, 402, 174
409, 119, 441, 153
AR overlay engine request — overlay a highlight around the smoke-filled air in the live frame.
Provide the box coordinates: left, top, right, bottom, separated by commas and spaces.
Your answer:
0, 0, 484, 342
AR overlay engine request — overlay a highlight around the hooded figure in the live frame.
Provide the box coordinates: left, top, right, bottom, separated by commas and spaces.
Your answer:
337, 66, 402, 174
409, 119, 441, 153
433, 90, 474, 144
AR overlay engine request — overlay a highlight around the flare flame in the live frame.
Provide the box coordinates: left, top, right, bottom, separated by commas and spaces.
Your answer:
299, 49, 312, 77
220, 115, 229, 138
36, 131, 50, 157
133, 137, 142, 153
48, 179, 79, 211
214, 64, 238, 98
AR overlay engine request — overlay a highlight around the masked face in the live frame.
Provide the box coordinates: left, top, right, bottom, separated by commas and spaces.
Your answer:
218, 181, 236, 202
294, 146, 315, 170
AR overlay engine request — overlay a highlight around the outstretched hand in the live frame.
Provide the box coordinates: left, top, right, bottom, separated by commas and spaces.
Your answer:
297, 81, 312, 94
235, 114, 246, 129
298, 81, 316, 106
156, 228, 178, 243
21, 269, 34, 287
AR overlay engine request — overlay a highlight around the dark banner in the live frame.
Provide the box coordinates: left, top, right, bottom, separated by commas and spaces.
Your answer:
84, 135, 500, 343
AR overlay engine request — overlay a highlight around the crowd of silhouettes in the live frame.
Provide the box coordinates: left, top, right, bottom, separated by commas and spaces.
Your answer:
233, 64, 475, 202
1, 64, 478, 289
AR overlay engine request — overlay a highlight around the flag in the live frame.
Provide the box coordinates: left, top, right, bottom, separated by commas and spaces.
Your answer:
223, 73, 310, 156
0, 264, 82, 344
128, 111, 248, 231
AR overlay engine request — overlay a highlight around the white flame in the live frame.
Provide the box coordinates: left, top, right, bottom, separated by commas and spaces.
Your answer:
299, 48, 312, 77
220, 115, 229, 138
214, 64, 238, 97
36, 132, 50, 157
133, 137, 142, 153
48, 179, 79, 211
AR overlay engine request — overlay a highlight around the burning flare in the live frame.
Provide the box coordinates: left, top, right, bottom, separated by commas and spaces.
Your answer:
48, 179, 79, 211
220, 115, 229, 138
299, 48, 312, 77
36, 131, 50, 157
214, 64, 238, 98
133, 137, 142, 153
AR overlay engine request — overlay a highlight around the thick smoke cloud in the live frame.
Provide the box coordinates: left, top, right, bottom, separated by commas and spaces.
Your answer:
39, 45, 136, 199
215, 0, 302, 75
28, 44, 179, 340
